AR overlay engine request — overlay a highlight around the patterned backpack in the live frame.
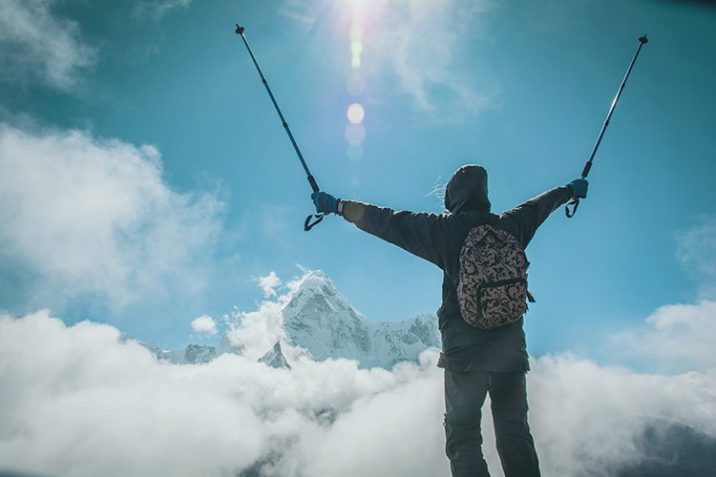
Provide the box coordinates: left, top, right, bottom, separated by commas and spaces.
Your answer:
457, 224, 533, 329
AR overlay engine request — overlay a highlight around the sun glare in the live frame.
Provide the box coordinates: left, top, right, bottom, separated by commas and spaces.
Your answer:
347, 103, 365, 124
343, 0, 370, 161
345, 123, 366, 145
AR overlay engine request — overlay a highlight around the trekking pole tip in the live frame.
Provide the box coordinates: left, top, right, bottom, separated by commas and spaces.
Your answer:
639, 35, 648, 44
235, 24, 245, 35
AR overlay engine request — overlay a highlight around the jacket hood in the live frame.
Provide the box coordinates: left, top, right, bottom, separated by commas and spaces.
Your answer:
444, 164, 491, 213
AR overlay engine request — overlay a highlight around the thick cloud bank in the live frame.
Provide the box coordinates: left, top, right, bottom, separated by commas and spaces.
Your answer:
1, 310, 715, 477
0, 124, 223, 309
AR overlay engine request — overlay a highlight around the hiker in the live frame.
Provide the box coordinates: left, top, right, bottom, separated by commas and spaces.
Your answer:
311, 164, 588, 477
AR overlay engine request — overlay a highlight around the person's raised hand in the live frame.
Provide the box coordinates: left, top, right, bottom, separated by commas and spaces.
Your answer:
311, 191, 340, 214
567, 178, 589, 199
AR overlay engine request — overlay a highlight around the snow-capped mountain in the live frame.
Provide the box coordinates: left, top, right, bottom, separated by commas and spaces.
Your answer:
282, 271, 440, 368
148, 343, 217, 364
143, 334, 237, 365
147, 270, 440, 369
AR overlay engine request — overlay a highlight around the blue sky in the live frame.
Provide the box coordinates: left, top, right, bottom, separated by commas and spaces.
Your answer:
1, 0, 714, 361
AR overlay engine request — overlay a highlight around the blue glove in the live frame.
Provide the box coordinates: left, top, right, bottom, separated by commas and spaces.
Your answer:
567, 178, 588, 199
311, 191, 340, 214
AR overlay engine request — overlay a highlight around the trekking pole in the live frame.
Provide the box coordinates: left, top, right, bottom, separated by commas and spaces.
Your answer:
566, 35, 649, 218
234, 24, 324, 231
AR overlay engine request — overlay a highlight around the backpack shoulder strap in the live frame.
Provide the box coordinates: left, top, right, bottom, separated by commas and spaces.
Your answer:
458, 213, 523, 246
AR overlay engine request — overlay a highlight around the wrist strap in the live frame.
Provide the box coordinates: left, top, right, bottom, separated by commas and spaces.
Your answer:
336, 199, 344, 215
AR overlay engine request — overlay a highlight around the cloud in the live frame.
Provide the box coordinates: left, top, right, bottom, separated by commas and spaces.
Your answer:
366, 0, 493, 118
191, 315, 217, 335
225, 298, 290, 361
0, 311, 264, 477
278, 0, 317, 30
611, 300, 716, 373
608, 218, 716, 373
1, 296, 715, 476
677, 216, 716, 298
255, 271, 282, 298
0, 0, 96, 91
133, 0, 193, 21
0, 123, 224, 310
258, 0, 494, 119
527, 354, 716, 477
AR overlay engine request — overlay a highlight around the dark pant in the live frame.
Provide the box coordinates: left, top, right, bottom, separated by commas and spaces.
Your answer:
444, 369, 540, 477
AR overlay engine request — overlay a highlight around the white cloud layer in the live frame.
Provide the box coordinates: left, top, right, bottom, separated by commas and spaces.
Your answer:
191, 314, 217, 335
1, 304, 715, 477
0, 123, 224, 309
0, 0, 96, 90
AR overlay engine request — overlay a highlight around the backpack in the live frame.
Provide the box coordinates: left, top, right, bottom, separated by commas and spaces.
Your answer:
457, 224, 533, 329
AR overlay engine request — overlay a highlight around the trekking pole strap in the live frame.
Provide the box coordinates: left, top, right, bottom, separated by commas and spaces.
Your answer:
304, 213, 325, 231
565, 198, 580, 218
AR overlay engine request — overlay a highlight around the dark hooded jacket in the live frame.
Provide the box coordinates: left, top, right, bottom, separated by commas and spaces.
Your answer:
341, 165, 572, 372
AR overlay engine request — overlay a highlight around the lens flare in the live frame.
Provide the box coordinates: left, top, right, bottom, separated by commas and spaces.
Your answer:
347, 103, 365, 124
348, 0, 366, 14
346, 5, 367, 161
347, 75, 366, 96
347, 144, 364, 161
351, 40, 363, 56
351, 24, 363, 41
345, 123, 366, 145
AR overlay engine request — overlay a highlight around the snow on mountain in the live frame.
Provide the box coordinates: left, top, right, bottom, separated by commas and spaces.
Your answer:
282, 270, 440, 368
147, 270, 440, 369
141, 327, 243, 365
144, 342, 217, 364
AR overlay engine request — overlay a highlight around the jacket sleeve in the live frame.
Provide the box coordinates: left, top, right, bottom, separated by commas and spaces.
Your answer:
340, 200, 450, 270
501, 186, 572, 247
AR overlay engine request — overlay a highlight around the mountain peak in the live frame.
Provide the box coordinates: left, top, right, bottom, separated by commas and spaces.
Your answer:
291, 269, 337, 296
258, 341, 291, 369
280, 270, 440, 368
283, 269, 354, 318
